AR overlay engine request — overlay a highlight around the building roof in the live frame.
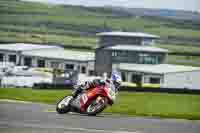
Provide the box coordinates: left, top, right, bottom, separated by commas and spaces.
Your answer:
97, 32, 159, 38
0, 43, 63, 52
118, 63, 200, 74
22, 49, 95, 62
105, 45, 168, 53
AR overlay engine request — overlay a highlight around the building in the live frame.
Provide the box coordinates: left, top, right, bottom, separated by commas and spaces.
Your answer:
95, 32, 164, 76
0, 43, 63, 65
97, 32, 159, 47
1, 32, 200, 89
22, 49, 95, 75
118, 63, 200, 89
0, 43, 95, 75
95, 31, 200, 89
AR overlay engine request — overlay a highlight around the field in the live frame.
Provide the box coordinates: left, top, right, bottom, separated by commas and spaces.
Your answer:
0, 88, 200, 120
1, 0, 200, 49
1, 0, 200, 66
166, 55, 200, 67
155, 44, 200, 53
0, 31, 97, 49
154, 44, 200, 66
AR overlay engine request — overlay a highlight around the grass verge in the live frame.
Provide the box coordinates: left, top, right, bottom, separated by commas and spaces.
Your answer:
0, 88, 200, 120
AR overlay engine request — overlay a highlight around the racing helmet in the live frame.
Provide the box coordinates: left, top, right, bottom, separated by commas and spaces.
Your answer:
111, 71, 122, 89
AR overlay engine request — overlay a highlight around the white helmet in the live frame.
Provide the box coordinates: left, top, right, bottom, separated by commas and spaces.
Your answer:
111, 71, 122, 89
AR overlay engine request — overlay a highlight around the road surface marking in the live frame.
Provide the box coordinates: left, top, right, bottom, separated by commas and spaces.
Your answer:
44, 109, 56, 112
0, 99, 33, 104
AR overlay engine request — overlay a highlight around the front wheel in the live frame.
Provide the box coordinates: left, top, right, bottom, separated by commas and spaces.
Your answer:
56, 96, 72, 114
86, 97, 108, 116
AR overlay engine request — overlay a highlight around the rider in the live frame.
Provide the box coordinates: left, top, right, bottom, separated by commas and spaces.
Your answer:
72, 71, 122, 98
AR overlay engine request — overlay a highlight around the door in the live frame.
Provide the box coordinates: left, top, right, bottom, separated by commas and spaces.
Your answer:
24, 57, 32, 67
131, 74, 142, 87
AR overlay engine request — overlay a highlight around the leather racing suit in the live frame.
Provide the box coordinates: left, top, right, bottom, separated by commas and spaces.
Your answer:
72, 78, 110, 98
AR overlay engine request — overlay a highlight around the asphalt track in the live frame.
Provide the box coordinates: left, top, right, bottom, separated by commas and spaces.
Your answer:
0, 100, 200, 133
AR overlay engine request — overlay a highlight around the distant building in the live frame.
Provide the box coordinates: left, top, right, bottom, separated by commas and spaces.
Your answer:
0, 43, 95, 76
95, 32, 163, 76
97, 32, 159, 47
118, 63, 200, 89
0, 43, 62, 65
1, 32, 200, 89
22, 49, 95, 76
95, 31, 200, 89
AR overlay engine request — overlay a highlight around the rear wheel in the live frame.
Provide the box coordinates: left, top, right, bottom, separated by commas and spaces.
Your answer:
86, 97, 108, 116
56, 96, 72, 114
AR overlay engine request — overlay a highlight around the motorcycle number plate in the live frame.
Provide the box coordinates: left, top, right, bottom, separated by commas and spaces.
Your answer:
81, 94, 88, 104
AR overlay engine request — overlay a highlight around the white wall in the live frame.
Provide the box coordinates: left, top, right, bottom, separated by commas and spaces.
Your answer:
0, 51, 20, 64
22, 56, 95, 76
1, 76, 52, 88
143, 74, 163, 84
162, 71, 200, 89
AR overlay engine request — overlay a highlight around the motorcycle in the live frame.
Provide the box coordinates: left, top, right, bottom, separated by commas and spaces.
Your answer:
56, 82, 117, 116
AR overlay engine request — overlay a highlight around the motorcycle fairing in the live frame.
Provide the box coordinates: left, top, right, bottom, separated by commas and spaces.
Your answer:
80, 85, 109, 112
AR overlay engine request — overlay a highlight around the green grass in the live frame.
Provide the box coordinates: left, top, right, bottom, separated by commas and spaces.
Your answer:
155, 44, 200, 53
1, 88, 200, 120
0, 88, 71, 103
0, 31, 97, 48
167, 55, 200, 66
106, 92, 200, 120
155, 44, 200, 67
155, 43, 200, 66
147, 27, 200, 38
1, 0, 200, 46
162, 54, 200, 67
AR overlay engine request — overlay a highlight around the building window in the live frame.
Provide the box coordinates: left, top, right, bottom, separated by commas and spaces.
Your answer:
142, 38, 153, 45
65, 64, 74, 70
135, 38, 141, 45
81, 66, 86, 74
8, 55, 16, 64
139, 53, 158, 64
121, 72, 126, 82
131, 74, 142, 86
37, 59, 45, 68
51, 62, 60, 69
89, 70, 94, 76
24, 57, 32, 67
150, 77, 160, 84
0, 53, 4, 62
112, 51, 118, 57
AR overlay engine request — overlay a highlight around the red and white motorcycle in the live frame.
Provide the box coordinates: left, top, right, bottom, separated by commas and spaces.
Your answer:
56, 82, 117, 116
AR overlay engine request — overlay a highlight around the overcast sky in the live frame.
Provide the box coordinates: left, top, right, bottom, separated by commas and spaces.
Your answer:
23, 0, 200, 12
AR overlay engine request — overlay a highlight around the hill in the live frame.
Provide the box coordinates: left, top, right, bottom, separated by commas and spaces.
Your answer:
0, 0, 200, 48
117, 7, 200, 22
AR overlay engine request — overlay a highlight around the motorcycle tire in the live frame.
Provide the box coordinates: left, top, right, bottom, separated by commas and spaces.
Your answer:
86, 97, 108, 116
56, 96, 72, 114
